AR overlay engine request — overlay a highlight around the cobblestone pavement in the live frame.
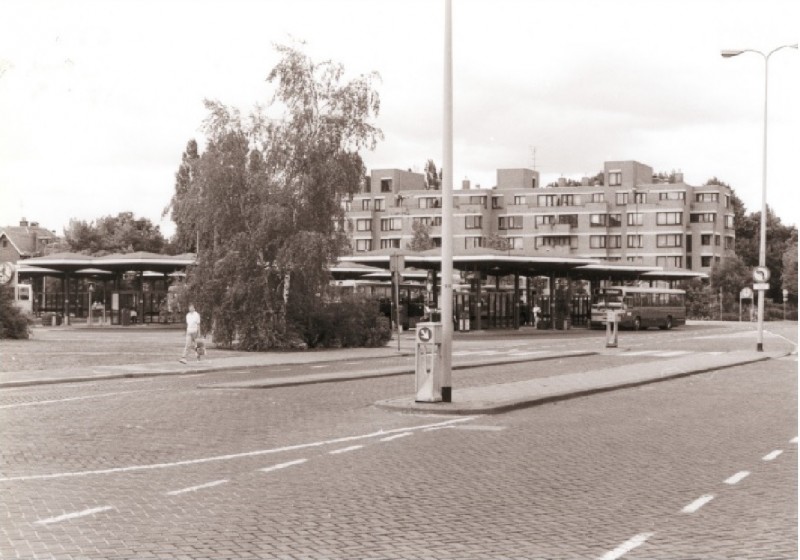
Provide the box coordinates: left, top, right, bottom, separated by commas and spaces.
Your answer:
0, 323, 796, 559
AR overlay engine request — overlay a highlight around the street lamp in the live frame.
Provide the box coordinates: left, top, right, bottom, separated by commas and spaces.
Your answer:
721, 43, 798, 352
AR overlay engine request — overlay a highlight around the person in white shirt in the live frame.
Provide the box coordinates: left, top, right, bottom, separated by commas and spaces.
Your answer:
179, 304, 202, 363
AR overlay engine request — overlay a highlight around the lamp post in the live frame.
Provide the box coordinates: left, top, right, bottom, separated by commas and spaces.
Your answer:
721, 44, 798, 352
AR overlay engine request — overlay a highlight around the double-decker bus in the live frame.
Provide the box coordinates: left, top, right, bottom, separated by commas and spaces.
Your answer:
590, 286, 686, 330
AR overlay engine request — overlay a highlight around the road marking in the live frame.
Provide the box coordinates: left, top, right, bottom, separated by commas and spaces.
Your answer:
0, 416, 477, 482
599, 532, 654, 560
165, 479, 228, 496
380, 432, 413, 442
329, 445, 364, 455
310, 365, 327, 369
0, 392, 127, 409
34, 506, 114, 525
259, 459, 308, 473
790, 436, 797, 444
762, 450, 783, 461
345, 361, 364, 365
682, 495, 714, 513
724, 471, 750, 485
452, 425, 507, 432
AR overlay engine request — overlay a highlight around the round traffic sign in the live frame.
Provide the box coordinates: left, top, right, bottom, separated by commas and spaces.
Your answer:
752, 266, 770, 283
418, 327, 432, 342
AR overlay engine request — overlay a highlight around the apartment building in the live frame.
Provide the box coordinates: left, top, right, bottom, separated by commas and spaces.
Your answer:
344, 161, 735, 272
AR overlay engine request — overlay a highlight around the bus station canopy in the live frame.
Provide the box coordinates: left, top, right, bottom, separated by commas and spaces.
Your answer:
340, 250, 707, 283
20, 252, 196, 275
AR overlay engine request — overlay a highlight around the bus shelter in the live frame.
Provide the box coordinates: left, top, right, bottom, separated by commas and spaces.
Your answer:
19, 252, 194, 325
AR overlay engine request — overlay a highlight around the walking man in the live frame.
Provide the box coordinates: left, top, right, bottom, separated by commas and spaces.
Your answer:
179, 303, 202, 364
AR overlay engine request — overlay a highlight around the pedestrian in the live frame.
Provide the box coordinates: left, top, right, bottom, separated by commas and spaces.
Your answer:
179, 303, 202, 364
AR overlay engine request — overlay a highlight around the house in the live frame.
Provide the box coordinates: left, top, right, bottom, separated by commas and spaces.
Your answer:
0, 218, 60, 263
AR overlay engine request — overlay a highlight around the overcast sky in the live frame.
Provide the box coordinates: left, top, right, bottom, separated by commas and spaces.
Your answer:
1, 0, 798, 239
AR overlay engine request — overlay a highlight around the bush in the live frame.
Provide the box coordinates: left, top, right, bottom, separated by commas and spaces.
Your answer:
0, 285, 32, 339
295, 295, 392, 349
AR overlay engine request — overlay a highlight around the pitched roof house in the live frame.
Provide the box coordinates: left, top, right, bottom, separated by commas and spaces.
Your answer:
0, 218, 60, 263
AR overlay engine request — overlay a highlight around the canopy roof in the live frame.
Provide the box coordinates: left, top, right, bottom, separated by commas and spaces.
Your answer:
20, 252, 196, 274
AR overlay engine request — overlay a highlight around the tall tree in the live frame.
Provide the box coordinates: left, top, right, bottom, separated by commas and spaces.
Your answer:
424, 159, 440, 190
164, 139, 200, 252
781, 230, 797, 299
407, 220, 434, 251
167, 43, 382, 349
708, 255, 751, 312
63, 213, 167, 254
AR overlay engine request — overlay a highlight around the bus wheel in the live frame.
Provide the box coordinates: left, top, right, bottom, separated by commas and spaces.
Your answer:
665, 316, 673, 330
633, 317, 642, 331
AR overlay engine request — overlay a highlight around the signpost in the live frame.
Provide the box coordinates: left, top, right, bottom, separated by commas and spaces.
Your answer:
390, 255, 405, 352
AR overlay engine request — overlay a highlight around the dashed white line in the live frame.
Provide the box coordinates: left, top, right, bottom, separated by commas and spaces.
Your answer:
0, 393, 127, 409
259, 459, 308, 473
762, 450, 783, 461
599, 532, 654, 560
791, 436, 798, 444
34, 506, 114, 525
165, 479, 228, 496
0, 416, 477, 482
682, 494, 714, 513
724, 471, 750, 485
310, 365, 327, 369
380, 432, 413, 442
329, 445, 364, 455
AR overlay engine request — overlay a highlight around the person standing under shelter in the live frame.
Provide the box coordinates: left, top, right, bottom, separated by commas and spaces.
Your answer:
179, 303, 202, 364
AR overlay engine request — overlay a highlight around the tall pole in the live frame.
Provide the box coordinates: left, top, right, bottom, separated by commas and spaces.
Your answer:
440, 0, 454, 401
722, 44, 797, 352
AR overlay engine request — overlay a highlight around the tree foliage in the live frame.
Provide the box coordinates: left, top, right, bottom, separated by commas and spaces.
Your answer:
63, 212, 168, 255
0, 285, 31, 339
708, 255, 751, 311
407, 221, 434, 251
484, 233, 511, 251
782, 230, 797, 298
165, 43, 383, 349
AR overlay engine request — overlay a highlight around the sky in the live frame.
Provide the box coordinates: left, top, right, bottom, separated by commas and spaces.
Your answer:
1, 0, 798, 239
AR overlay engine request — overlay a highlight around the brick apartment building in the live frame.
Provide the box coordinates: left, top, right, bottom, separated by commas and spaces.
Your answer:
344, 160, 735, 272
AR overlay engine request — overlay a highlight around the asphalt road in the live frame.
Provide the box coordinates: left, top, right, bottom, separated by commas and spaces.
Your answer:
1, 322, 796, 559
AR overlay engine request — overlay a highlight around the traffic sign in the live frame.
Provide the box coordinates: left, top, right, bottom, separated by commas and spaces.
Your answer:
753, 266, 770, 283
753, 282, 770, 291
739, 287, 753, 299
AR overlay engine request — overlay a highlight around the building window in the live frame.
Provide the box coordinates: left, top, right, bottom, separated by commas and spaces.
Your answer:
374, 199, 385, 212
690, 213, 716, 223
609, 171, 622, 186
616, 192, 629, 205
725, 215, 735, 229
590, 214, 607, 227
591, 192, 605, 203
656, 256, 682, 268
657, 234, 682, 248
419, 197, 441, 209
499, 216, 523, 230
561, 194, 574, 206
465, 215, 482, 229
380, 238, 401, 249
590, 235, 607, 249
535, 215, 555, 226
380, 218, 402, 231
725, 236, 735, 250
492, 196, 503, 209
558, 214, 578, 227
464, 236, 483, 249
725, 194, 731, 209
356, 219, 372, 231
608, 214, 622, 227
659, 191, 686, 201
701, 256, 713, 267
627, 213, 644, 226
537, 194, 557, 207
715, 234, 721, 246
686, 234, 692, 251
687, 256, 693, 269
634, 192, 646, 204
535, 236, 576, 249
656, 212, 682, 225
701, 234, 712, 246
627, 234, 643, 248
469, 195, 487, 207
695, 192, 719, 202
514, 195, 526, 205
355, 239, 372, 252
361, 199, 371, 211
380, 178, 392, 193
608, 235, 622, 249
508, 237, 523, 249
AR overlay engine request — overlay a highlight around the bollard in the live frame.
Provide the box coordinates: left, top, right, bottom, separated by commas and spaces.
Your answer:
605, 310, 618, 348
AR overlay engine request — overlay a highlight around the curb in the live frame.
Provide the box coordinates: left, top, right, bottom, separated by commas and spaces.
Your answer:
374, 351, 788, 415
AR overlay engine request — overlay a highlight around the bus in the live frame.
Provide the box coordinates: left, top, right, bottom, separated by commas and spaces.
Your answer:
590, 286, 686, 330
